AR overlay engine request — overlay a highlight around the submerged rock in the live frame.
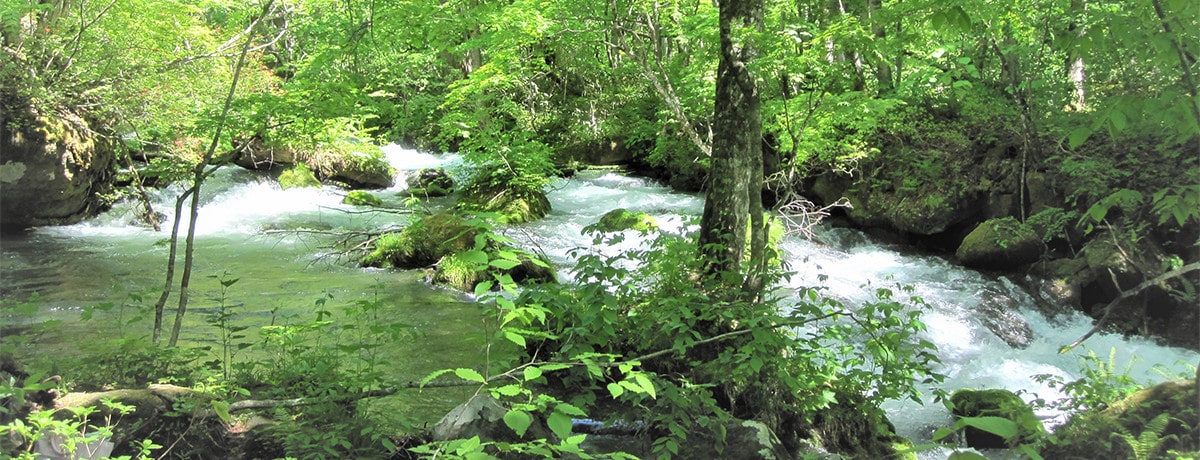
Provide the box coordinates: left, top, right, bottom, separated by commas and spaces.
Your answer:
342, 190, 383, 207
585, 208, 659, 233
976, 291, 1034, 348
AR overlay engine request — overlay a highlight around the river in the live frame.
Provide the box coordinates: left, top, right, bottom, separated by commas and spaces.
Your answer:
1, 145, 1196, 457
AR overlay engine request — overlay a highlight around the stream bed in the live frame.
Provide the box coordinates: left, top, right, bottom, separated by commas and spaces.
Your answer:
1, 145, 1196, 457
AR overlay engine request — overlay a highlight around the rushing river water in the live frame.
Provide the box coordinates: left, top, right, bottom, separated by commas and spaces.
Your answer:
1, 145, 1196, 457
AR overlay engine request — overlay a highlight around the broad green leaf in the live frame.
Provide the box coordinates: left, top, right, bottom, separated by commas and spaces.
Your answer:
211, 400, 232, 423
474, 280, 494, 297
504, 330, 526, 347
493, 384, 523, 396
490, 259, 521, 270
503, 410, 533, 437
555, 402, 587, 417
547, 411, 573, 440
633, 374, 656, 399
1109, 109, 1128, 131
607, 382, 624, 398
455, 368, 486, 383
1068, 126, 1092, 149
459, 250, 489, 266
959, 416, 1019, 441
523, 366, 542, 381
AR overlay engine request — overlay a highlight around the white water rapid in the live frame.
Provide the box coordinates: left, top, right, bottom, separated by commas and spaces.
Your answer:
1, 145, 1195, 458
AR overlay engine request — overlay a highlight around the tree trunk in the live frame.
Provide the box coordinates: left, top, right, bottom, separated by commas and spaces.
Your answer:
698, 0, 763, 282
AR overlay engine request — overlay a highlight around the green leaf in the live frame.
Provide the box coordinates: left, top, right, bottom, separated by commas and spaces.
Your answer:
459, 250, 490, 266
1109, 109, 1128, 131
494, 384, 523, 397
474, 280, 494, 297
959, 416, 1019, 441
420, 368, 454, 387
524, 366, 543, 381
633, 374, 656, 399
1068, 126, 1092, 149
490, 259, 521, 270
455, 368, 486, 383
503, 410, 533, 437
504, 330, 526, 347
607, 382, 624, 398
547, 411, 573, 440
211, 400, 232, 423
555, 402, 587, 417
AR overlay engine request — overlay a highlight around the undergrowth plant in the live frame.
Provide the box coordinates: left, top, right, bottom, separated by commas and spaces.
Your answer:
413, 223, 945, 459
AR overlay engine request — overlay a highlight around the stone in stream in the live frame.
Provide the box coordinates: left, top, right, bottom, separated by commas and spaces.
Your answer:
976, 291, 1035, 349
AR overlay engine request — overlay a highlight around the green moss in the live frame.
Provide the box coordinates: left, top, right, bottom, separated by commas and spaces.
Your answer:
458, 186, 551, 223
432, 252, 480, 291
585, 209, 659, 233
278, 163, 321, 189
955, 217, 1042, 269
1043, 380, 1198, 460
360, 213, 477, 268
342, 190, 383, 207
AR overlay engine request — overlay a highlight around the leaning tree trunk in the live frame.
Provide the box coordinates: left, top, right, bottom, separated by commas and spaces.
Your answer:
697, 0, 764, 284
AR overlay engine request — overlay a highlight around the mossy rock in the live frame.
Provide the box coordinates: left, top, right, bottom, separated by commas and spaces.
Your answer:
432, 249, 557, 292
458, 183, 551, 223
277, 163, 321, 189
955, 217, 1043, 270
342, 190, 383, 207
361, 213, 477, 268
308, 142, 395, 189
797, 390, 914, 459
584, 208, 659, 233
1041, 379, 1199, 460
403, 168, 455, 197
949, 388, 1045, 449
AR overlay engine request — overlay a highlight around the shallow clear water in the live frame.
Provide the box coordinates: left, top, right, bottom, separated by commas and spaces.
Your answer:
1, 145, 1196, 455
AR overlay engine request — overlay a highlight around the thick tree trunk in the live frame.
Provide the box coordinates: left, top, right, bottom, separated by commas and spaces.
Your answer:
698, 0, 763, 281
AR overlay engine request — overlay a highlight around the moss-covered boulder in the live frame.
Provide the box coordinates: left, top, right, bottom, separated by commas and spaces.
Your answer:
277, 163, 321, 189
361, 213, 477, 268
342, 190, 383, 207
308, 142, 395, 189
431, 250, 556, 292
403, 168, 455, 197
948, 388, 1045, 449
955, 217, 1043, 270
585, 209, 659, 233
1042, 379, 1198, 459
0, 108, 115, 230
458, 183, 551, 224
232, 138, 298, 170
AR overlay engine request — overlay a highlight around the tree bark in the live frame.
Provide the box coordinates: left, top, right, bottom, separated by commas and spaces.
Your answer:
698, 0, 763, 282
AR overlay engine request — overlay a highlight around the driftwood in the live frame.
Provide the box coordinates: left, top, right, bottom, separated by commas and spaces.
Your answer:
1062, 261, 1200, 352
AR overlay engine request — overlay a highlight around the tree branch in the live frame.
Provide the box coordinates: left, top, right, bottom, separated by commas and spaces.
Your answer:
1062, 261, 1200, 352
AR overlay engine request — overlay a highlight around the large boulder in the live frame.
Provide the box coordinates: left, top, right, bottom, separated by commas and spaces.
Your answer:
276, 163, 321, 189
458, 183, 551, 224
308, 143, 395, 189
1042, 379, 1199, 459
948, 388, 1045, 449
232, 138, 298, 170
0, 108, 115, 230
402, 168, 454, 197
361, 213, 477, 269
432, 250, 557, 292
955, 217, 1043, 270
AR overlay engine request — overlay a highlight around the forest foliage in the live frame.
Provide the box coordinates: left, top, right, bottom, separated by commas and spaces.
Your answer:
2, 0, 1199, 458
